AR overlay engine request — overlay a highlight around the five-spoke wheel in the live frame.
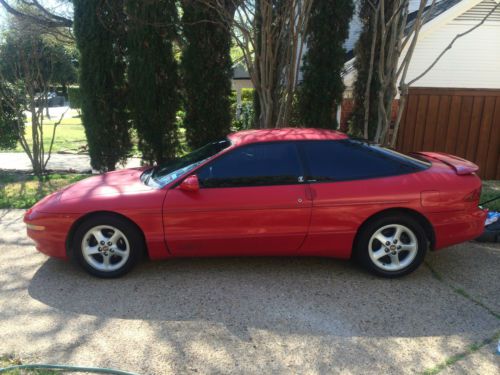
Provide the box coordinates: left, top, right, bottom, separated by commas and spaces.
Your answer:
81, 225, 130, 273
72, 214, 143, 278
355, 214, 427, 277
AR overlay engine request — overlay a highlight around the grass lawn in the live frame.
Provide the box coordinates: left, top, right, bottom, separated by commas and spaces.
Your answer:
15, 124, 88, 154
0, 355, 56, 374
482, 180, 500, 211
0, 172, 88, 209
8, 109, 88, 154
4, 108, 187, 156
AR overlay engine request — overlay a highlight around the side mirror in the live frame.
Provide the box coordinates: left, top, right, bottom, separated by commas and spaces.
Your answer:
178, 174, 200, 192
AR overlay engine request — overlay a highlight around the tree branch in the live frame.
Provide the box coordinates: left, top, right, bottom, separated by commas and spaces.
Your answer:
0, 0, 72, 28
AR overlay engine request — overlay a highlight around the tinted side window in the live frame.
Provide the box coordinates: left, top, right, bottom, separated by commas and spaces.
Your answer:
197, 142, 302, 188
300, 140, 426, 182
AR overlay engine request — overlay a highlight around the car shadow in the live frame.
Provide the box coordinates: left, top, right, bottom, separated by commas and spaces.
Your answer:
28, 255, 496, 340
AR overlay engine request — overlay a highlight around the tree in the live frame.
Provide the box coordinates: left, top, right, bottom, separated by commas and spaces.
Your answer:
350, 0, 384, 139
181, 0, 233, 149
73, 0, 131, 172
199, 0, 313, 129
0, 0, 74, 43
298, 0, 353, 129
352, 0, 431, 145
0, 32, 75, 176
127, 0, 179, 164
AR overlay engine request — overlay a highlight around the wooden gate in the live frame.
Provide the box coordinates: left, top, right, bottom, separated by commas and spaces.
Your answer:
396, 88, 500, 180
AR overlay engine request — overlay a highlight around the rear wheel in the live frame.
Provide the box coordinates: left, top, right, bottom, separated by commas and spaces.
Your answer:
355, 215, 428, 277
72, 214, 143, 278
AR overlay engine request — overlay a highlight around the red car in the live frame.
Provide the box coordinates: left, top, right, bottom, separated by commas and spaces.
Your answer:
24, 128, 486, 278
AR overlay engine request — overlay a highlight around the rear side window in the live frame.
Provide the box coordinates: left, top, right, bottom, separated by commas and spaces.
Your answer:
299, 140, 428, 182
197, 142, 303, 188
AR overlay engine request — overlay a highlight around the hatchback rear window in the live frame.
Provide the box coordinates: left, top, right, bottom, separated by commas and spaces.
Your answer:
298, 139, 429, 182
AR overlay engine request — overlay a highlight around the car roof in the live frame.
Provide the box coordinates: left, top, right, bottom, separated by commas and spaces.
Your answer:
227, 128, 349, 146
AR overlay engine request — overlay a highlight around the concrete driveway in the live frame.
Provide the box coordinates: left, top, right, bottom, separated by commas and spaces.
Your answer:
0, 209, 499, 374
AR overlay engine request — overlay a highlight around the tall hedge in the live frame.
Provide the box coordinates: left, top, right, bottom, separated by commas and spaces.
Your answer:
298, 0, 353, 129
181, 1, 232, 149
73, 0, 131, 172
127, 0, 179, 164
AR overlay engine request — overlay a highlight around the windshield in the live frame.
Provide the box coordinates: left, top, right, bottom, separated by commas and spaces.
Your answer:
146, 138, 231, 187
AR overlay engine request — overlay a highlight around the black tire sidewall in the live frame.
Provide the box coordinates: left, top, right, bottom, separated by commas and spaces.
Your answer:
71, 214, 143, 278
355, 215, 428, 278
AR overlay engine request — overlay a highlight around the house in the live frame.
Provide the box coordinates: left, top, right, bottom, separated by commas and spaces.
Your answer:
342, 0, 500, 179
232, 63, 253, 111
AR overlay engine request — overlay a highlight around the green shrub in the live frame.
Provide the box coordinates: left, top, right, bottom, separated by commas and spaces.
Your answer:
0, 82, 23, 150
127, 0, 179, 165
74, 0, 131, 172
182, 1, 232, 149
241, 88, 254, 102
298, 0, 353, 128
67, 86, 82, 109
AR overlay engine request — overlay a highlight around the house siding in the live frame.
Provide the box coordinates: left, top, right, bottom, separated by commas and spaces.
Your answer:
405, 1, 500, 89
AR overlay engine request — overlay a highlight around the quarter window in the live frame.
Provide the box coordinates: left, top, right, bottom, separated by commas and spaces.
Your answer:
197, 142, 303, 188
299, 140, 428, 182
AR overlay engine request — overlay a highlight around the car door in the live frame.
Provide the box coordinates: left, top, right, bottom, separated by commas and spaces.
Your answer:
297, 140, 425, 258
163, 142, 312, 256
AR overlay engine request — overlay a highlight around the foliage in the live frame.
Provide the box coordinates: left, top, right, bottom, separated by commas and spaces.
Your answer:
127, 0, 179, 165
0, 30, 76, 176
181, 1, 233, 149
0, 171, 88, 209
481, 181, 500, 211
67, 86, 82, 109
230, 89, 255, 130
196, 0, 313, 129
73, 0, 131, 172
0, 33, 76, 86
0, 81, 23, 150
298, 0, 353, 129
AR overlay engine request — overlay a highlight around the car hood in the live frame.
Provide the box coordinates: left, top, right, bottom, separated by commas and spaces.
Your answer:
60, 167, 153, 201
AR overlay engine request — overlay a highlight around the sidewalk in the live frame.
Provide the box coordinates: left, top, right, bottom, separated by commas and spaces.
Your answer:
0, 152, 141, 173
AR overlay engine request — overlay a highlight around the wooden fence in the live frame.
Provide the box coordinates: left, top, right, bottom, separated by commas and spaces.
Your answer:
396, 88, 500, 180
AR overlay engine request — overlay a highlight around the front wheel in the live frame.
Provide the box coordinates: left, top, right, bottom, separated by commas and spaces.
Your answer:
354, 215, 428, 278
72, 214, 143, 278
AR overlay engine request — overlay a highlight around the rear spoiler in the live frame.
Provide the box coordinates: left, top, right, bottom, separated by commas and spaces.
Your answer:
411, 151, 479, 175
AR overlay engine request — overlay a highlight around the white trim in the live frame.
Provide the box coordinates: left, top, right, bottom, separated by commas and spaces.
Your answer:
418, 0, 484, 39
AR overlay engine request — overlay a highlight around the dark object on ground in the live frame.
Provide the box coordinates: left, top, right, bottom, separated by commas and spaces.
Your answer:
476, 220, 500, 243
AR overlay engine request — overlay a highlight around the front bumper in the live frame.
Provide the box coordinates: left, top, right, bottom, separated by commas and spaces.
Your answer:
24, 209, 78, 259
429, 207, 487, 250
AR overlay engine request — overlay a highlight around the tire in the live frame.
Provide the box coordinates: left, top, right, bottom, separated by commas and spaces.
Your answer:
354, 214, 428, 278
71, 214, 143, 278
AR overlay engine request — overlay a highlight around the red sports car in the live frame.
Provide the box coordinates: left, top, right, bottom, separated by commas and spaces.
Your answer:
24, 128, 486, 278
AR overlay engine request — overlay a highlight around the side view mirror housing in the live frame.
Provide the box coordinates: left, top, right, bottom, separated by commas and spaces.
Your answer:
178, 174, 200, 192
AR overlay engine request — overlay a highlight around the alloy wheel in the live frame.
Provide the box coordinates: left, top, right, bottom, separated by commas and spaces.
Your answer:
81, 225, 130, 272
368, 224, 418, 272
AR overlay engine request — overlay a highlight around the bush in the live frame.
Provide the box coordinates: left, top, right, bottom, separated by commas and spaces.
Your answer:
0, 109, 20, 150
74, 0, 131, 172
68, 86, 82, 109
297, 0, 353, 128
230, 89, 255, 131
0, 82, 23, 150
182, 1, 232, 149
